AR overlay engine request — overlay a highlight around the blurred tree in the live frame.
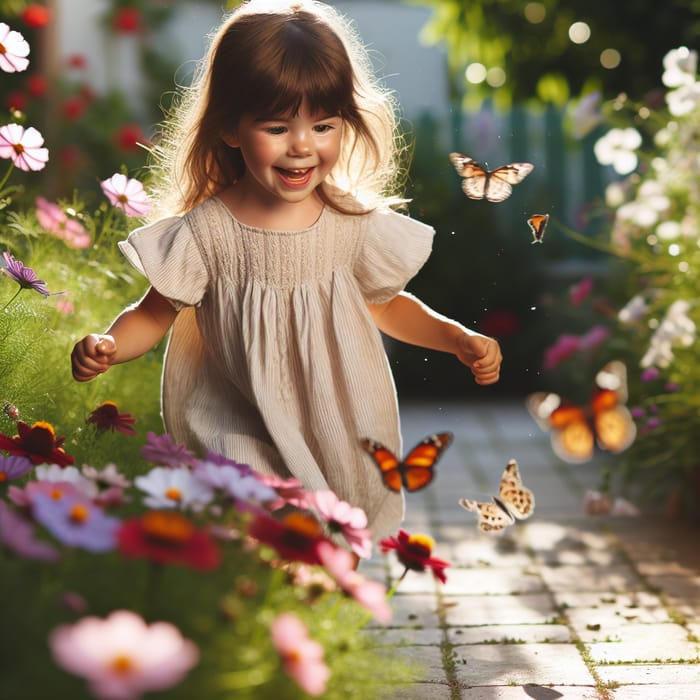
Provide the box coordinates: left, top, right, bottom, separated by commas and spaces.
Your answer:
410, 0, 700, 108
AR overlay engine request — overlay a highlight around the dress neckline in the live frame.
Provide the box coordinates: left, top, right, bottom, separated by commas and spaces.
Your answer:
211, 195, 327, 235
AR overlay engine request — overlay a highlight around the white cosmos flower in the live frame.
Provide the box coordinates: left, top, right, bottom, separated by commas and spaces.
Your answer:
662, 46, 697, 88
666, 81, 700, 116
594, 128, 642, 174
134, 467, 214, 510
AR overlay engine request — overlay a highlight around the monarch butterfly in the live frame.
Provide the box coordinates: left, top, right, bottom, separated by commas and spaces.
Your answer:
527, 213, 549, 244
459, 458, 535, 534
360, 432, 453, 492
449, 152, 534, 203
526, 360, 637, 464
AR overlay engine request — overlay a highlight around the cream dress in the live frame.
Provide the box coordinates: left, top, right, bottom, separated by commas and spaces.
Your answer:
119, 196, 434, 539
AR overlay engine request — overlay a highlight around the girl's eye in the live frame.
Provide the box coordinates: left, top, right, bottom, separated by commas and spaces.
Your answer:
313, 124, 334, 133
264, 126, 286, 135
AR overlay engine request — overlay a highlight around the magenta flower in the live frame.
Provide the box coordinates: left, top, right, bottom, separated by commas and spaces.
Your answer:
141, 431, 198, 468
0, 454, 33, 482
317, 541, 392, 623
100, 173, 151, 217
569, 276, 593, 306
35, 196, 91, 249
307, 490, 372, 559
543, 334, 582, 370
0, 124, 49, 171
2, 251, 51, 297
0, 500, 59, 561
578, 324, 610, 351
270, 613, 330, 696
8, 479, 84, 508
32, 493, 120, 552
641, 367, 661, 382
49, 610, 199, 700
0, 23, 30, 73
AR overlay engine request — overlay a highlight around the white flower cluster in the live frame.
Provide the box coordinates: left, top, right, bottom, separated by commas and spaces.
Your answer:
640, 300, 696, 369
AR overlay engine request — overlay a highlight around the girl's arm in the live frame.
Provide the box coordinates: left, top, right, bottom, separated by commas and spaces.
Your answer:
367, 291, 502, 385
71, 286, 177, 382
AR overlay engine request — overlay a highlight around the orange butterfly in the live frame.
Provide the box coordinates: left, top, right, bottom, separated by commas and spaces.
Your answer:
450, 152, 534, 203
459, 458, 535, 534
527, 213, 549, 244
360, 432, 453, 492
526, 361, 637, 464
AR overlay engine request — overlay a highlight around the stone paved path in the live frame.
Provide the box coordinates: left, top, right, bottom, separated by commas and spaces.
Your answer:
359, 400, 700, 700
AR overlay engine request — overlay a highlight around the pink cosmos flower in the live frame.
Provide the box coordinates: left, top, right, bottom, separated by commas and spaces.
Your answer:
543, 334, 582, 370
49, 610, 199, 700
35, 196, 91, 249
578, 324, 610, 351
270, 613, 330, 696
141, 431, 198, 469
0, 123, 48, 171
100, 173, 151, 217
569, 276, 593, 306
307, 490, 372, 559
0, 22, 30, 73
0, 499, 59, 561
317, 541, 392, 623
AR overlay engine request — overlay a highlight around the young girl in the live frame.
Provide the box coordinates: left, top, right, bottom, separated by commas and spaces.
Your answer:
71, 0, 502, 543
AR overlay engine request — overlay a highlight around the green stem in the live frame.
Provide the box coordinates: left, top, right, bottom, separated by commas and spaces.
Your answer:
1, 288, 22, 312
0, 162, 15, 196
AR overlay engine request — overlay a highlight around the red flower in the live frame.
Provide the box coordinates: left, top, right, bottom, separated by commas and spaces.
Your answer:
380, 529, 450, 583
21, 4, 51, 28
479, 309, 521, 338
67, 53, 86, 70
112, 7, 142, 33
114, 123, 147, 153
248, 511, 328, 565
0, 420, 74, 467
87, 401, 136, 435
117, 511, 221, 571
27, 74, 49, 98
62, 96, 86, 121
6, 90, 27, 112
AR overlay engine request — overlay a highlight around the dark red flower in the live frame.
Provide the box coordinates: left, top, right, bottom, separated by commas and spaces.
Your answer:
380, 529, 450, 583
62, 96, 86, 121
67, 53, 86, 70
114, 123, 147, 153
21, 4, 51, 28
112, 7, 142, 33
479, 309, 521, 338
87, 401, 136, 435
0, 420, 74, 467
27, 74, 49, 98
6, 90, 27, 112
117, 511, 221, 571
248, 511, 328, 565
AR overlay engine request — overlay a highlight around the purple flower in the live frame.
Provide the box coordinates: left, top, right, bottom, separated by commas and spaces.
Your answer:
641, 367, 660, 382
0, 500, 59, 561
32, 493, 120, 552
141, 431, 198, 468
2, 251, 51, 296
0, 123, 49, 171
100, 173, 151, 217
0, 454, 33, 481
193, 460, 277, 503
202, 450, 254, 475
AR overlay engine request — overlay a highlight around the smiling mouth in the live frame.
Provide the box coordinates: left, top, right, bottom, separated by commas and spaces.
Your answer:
275, 167, 314, 187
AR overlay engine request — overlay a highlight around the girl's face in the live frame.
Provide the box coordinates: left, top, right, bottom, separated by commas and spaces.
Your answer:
225, 102, 343, 208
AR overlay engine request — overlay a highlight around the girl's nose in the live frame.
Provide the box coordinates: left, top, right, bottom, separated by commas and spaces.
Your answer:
288, 130, 312, 156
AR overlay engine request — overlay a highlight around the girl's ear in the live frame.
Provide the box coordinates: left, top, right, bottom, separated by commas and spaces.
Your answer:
222, 132, 239, 148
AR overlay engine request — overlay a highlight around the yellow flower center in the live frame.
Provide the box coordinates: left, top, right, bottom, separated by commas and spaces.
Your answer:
407, 533, 435, 556
0, 473, 6, 482
50, 488, 64, 500
282, 511, 323, 538
165, 487, 182, 501
69, 504, 90, 523
141, 511, 194, 543
110, 654, 134, 675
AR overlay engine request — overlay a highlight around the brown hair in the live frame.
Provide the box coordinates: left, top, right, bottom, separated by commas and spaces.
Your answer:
148, 0, 407, 218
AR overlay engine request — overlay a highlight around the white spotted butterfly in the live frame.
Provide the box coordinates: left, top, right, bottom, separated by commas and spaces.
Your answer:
459, 458, 535, 534
450, 152, 534, 203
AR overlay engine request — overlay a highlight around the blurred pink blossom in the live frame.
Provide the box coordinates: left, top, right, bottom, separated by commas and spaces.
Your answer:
543, 334, 582, 370
35, 196, 90, 248
569, 276, 593, 306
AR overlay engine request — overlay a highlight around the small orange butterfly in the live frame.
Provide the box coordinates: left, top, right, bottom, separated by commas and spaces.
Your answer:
526, 361, 637, 464
360, 432, 453, 492
459, 458, 535, 534
450, 152, 534, 203
527, 213, 549, 244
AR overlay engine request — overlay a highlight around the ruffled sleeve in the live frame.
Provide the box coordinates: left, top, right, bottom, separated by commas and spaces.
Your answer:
118, 216, 208, 310
354, 207, 435, 304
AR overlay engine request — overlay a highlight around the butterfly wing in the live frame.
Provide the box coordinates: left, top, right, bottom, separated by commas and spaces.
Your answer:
454, 159, 489, 200
459, 497, 515, 533
591, 361, 637, 453
359, 438, 402, 492
526, 392, 595, 463
527, 213, 549, 244
400, 431, 454, 492
498, 458, 535, 520
485, 162, 535, 202
449, 151, 477, 175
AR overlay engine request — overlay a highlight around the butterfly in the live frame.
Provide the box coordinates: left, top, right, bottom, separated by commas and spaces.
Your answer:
449, 152, 534, 203
527, 213, 549, 244
526, 360, 637, 464
459, 458, 535, 534
360, 432, 453, 492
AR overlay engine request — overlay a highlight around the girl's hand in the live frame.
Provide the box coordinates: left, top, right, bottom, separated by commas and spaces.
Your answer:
455, 333, 502, 385
71, 334, 117, 382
